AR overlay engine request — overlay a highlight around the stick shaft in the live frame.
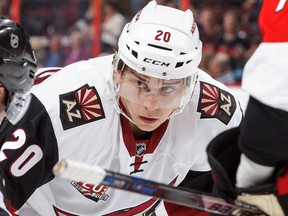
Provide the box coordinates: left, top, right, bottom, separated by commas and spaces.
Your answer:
53, 160, 267, 216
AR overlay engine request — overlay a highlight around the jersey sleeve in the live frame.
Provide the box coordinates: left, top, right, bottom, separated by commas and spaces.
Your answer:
241, 0, 288, 110
0, 94, 59, 213
259, 0, 288, 42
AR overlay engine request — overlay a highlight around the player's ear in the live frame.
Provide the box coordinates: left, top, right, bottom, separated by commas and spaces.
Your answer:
113, 70, 123, 84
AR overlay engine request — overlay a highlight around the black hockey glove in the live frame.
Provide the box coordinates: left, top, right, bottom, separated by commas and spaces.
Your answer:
206, 127, 288, 216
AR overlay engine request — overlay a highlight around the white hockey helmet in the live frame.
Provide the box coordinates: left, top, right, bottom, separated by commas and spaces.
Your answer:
110, 1, 202, 123
116, 0, 202, 80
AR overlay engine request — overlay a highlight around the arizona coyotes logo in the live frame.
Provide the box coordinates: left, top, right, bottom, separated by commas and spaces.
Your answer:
197, 82, 236, 125
59, 84, 105, 130
10, 33, 19, 48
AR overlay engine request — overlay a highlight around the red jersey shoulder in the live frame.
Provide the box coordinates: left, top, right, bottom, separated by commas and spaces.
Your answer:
259, 0, 288, 42
197, 81, 237, 125
59, 84, 106, 130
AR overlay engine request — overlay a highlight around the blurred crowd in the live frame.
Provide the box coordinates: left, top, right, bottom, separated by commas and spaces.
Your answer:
191, 0, 261, 84
0, 0, 262, 84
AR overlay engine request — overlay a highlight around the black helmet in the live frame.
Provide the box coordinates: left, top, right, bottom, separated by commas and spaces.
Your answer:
0, 16, 37, 108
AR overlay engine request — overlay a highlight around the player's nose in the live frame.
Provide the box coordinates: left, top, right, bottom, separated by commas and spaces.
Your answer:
143, 94, 158, 110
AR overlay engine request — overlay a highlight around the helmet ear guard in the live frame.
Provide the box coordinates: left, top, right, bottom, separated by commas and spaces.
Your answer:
112, 53, 125, 72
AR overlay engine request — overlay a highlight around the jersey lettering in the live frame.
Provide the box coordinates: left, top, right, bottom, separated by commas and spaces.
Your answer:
220, 93, 232, 116
11, 145, 43, 177
0, 129, 44, 177
0, 129, 26, 161
259, 0, 288, 42
70, 181, 109, 202
81, 183, 107, 194
62, 100, 82, 122
276, 0, 287, 12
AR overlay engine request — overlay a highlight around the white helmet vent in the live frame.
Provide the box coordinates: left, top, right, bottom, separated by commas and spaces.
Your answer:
148, 44, 172, 51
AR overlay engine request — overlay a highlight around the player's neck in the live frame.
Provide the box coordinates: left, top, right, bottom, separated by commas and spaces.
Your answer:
130, 123, 152, 140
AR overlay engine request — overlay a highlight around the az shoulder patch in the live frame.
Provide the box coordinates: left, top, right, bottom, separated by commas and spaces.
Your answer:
59, 84, 105, 130
197, 82, 236, 125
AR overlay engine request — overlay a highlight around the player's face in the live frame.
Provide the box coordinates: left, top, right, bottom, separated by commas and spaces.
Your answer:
115, 68, 187, 131
120, 96, 174, 131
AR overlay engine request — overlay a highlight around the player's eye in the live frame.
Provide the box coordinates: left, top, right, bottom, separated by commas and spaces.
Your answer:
160, 86, 175, 94
134, 79, 147, 89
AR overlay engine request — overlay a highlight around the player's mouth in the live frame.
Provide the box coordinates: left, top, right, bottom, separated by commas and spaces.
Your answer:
139, 116, 158, 124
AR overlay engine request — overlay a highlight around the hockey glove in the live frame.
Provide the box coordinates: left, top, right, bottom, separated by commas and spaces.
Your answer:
206, 127, 288, 216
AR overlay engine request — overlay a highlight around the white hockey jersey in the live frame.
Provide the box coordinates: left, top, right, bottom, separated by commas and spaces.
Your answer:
0, 55, 242, 216
241, 0, 288, 111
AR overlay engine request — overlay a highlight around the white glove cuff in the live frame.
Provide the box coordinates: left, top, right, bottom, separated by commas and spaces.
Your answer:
236, 154, 274, 187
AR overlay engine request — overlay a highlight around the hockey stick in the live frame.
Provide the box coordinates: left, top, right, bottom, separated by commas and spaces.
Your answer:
53, 159, 268, 216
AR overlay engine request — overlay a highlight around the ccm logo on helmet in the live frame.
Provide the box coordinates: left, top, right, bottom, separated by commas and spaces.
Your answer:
143, 58, 170, 67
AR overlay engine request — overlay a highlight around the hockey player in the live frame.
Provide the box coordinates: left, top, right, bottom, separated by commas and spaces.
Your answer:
0, 16, 38, 215
0, 1, 243, 215
207, 1, 288, 215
